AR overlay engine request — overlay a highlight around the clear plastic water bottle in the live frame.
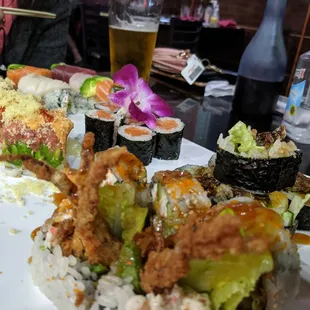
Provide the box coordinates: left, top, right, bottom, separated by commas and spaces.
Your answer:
283, 51, 310, 144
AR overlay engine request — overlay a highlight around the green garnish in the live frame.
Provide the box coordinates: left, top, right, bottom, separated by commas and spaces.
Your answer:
229, 121, 257, 153
3, 142, 64, 168
89, 264, 107, 275
50, 63, 65, 70
40, 246, 46, 251
116, 242, 142, 292
8, 64, 25, 70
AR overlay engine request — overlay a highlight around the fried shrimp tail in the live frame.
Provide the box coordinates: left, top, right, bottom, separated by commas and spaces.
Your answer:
0, 155, 76, 195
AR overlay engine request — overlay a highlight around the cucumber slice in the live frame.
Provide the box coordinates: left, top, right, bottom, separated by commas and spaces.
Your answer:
289, 194, 310, 220
282, 211, 294, 227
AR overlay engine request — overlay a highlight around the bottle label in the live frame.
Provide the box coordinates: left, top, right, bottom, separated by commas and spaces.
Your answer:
295, 68, 306, 79
286, 80, 306, 116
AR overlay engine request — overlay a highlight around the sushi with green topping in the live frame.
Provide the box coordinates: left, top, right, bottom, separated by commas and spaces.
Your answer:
214, 122, 302, 193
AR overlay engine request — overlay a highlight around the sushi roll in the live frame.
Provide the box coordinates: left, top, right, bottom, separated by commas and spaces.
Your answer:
95, 101, 120, 113
85, 110, 116, 153
154, 117, 185, 160
214, 122, 302, 193
151, 170, 211, 237
8, 141, 300, 310
121, 115, 145, 127
44, 89, 96, 115
117, 125, 154, 166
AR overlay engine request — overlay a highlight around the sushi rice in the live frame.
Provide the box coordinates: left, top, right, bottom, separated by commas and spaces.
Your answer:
31, 224, 209, 310
31, 225, 136, 310
44, 89, 96, 115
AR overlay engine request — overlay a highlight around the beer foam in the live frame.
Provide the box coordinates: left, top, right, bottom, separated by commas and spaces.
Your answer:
110, 20, 159, 33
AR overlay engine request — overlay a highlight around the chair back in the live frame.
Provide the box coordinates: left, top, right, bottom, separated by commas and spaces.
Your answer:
169, 17, 202, 52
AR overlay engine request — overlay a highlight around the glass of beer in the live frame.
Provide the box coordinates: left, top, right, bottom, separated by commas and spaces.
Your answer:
109, 0, 164, 81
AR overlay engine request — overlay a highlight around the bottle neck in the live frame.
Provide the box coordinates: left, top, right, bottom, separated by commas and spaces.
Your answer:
261, 0, 287, 27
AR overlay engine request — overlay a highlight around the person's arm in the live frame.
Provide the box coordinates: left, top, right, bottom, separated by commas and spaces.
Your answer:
23, 0, 72, 68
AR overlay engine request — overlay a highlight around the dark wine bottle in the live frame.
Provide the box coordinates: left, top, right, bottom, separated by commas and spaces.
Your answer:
232, 0, 287, 117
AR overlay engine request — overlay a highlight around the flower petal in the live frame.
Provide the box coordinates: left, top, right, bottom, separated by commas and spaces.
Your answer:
141, 93, 174, 117
109, 90, 130, 107
113, 64, 139, 90
128, 100, 157, 129
143, 112, 157, 129
133, 78, 154, 102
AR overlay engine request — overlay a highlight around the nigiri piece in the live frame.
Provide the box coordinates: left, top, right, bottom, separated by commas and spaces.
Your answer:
18, 74, 70, 97
96, 79, 114, 102
69, 73, 93, 92
7, 64, 52, 86
51, 63, 96, 83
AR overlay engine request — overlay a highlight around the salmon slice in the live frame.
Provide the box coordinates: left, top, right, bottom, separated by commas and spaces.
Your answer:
156, 118, 178, 130
124, 126, 150, 137
96, 80, 114, 102
7, 66, 52, 86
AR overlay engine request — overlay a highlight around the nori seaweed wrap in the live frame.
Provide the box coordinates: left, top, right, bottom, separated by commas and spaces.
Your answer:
296, 206, 310, 230
85, 110, 116, 153
117, 125, 154, 166
214, 148, 302, 193
215, 121, 303, 193
154, 117, 185, 160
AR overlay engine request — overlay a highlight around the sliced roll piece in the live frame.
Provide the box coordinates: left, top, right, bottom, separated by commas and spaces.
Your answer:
117, 125, 154, 166
85, 110, 116, 153
154, 117, 184, 160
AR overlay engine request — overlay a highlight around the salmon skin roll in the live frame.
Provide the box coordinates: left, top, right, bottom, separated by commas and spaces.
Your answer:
85, 110, 117, 153
7, 64, 52, 86
117, 125, 155, 166
154, 117, 185, 160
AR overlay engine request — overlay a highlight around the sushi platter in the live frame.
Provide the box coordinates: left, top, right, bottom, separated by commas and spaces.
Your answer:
0, 62, 310, 310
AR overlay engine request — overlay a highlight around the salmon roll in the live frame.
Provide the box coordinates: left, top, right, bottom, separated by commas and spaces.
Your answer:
95, 101, 120, 113
7, 64, 52, 86
117, 125, 155, 166
154, 117, 185, 160
85, 110, 116, 153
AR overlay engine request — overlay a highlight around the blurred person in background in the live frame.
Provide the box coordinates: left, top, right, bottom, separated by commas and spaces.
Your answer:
0, 0, 71, 68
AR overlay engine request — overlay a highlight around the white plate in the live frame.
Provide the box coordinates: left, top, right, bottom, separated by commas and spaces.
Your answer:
0, 114, 309, 310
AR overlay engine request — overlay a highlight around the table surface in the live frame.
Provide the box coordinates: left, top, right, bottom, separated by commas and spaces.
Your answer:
150, 77, 310, 176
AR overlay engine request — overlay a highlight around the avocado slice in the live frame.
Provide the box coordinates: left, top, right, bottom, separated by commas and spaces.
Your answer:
80, 76, 113, 98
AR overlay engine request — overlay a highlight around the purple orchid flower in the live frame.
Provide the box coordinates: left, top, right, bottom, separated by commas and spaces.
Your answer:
109, 64, 173, 129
